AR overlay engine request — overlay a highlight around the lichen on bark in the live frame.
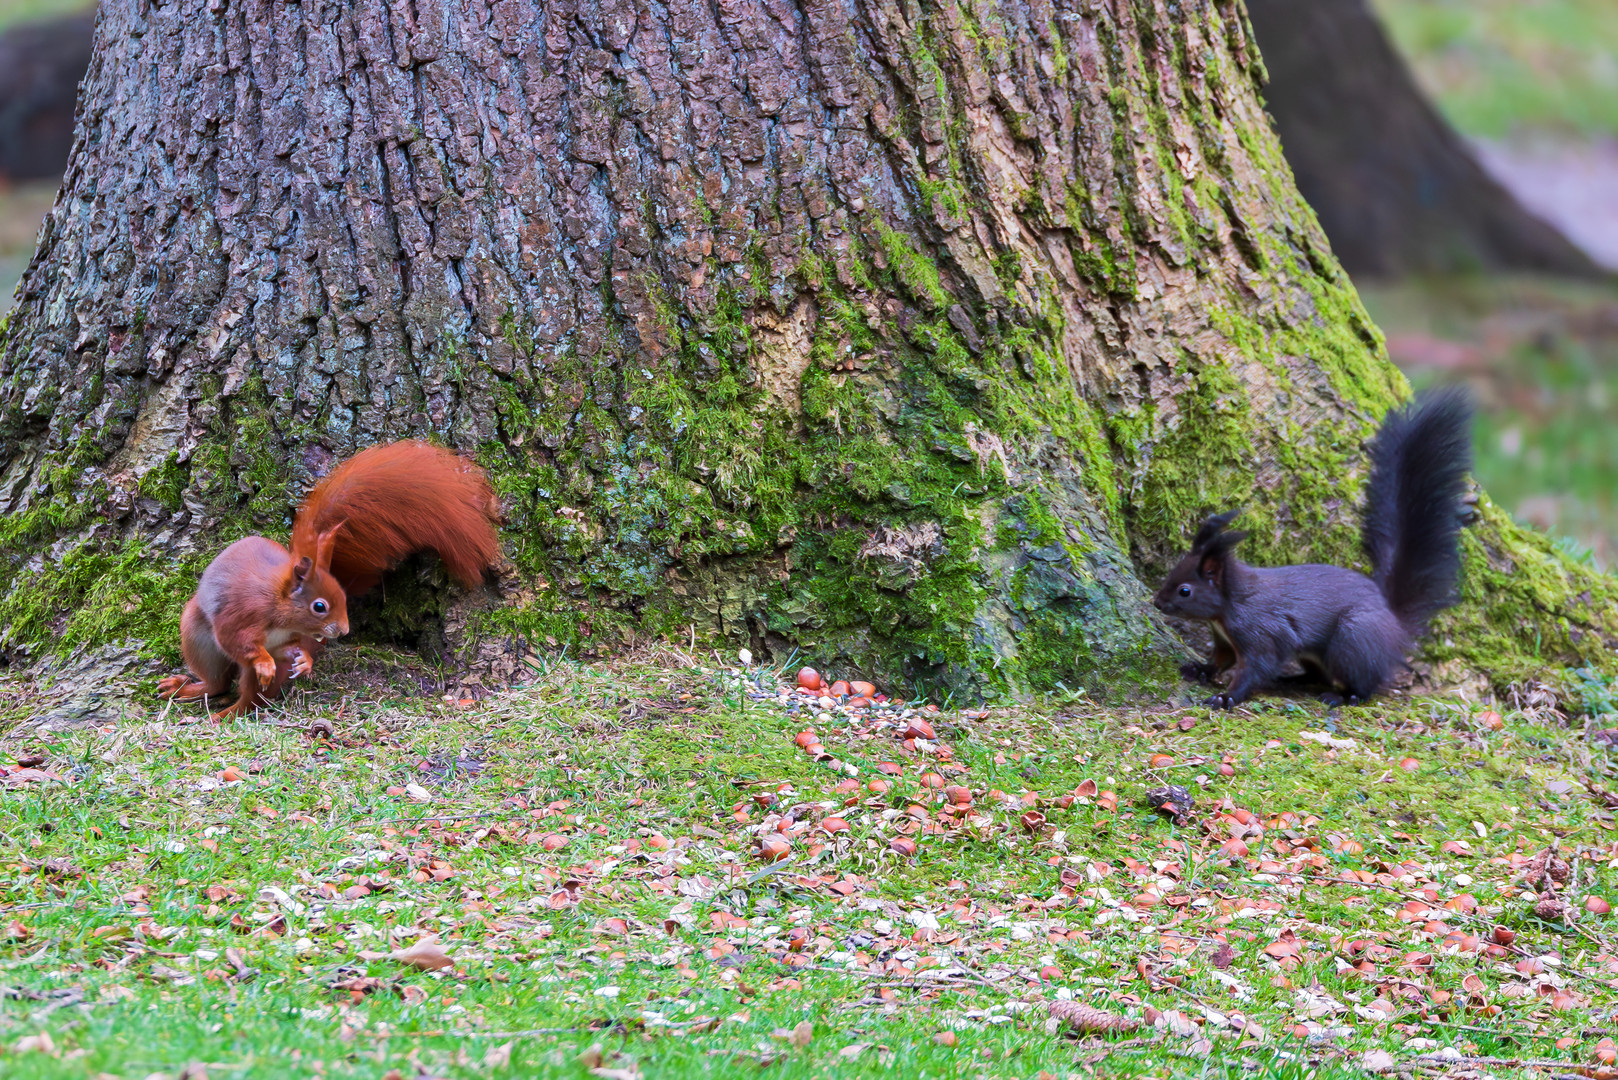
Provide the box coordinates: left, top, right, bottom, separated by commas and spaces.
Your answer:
0, 0, 1611, 707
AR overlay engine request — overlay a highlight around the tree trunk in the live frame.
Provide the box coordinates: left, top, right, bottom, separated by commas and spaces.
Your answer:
1244, 0, 1603, 280
1, 0, 1613, 713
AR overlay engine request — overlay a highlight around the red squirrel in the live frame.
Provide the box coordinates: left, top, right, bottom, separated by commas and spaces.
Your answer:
1153, 388, 1474, 708
157, 441, 502, 718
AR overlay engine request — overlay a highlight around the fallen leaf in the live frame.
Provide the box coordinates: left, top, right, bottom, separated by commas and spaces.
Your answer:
391, 940, 454, 971
1361, 1049, 1396, 1073
12, 1031, 55, 1054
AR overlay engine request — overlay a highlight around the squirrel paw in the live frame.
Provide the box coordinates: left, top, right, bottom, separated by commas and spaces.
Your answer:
1205, 692, 1238, 710
285, 647, 314, 680
1181, 661, 1217, 685
157, 675, 187, 699
1320, 692, 1362, 708
252, 655, 278, 683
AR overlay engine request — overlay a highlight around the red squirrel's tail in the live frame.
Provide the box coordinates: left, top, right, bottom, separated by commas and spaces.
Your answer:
291, 441, 501, 596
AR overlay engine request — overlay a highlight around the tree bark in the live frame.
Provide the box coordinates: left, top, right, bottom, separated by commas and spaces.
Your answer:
1, 0, 1612, 710
1244, 0, 1604, 280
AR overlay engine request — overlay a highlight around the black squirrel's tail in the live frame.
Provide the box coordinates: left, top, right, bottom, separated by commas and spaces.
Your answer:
1361, 387, 1475, 635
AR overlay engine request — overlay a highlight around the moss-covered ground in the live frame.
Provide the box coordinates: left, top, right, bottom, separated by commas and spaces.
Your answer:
3, 651, 1618, 1077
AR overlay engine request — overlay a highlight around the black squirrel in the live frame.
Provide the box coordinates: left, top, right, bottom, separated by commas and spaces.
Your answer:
1153, 388, 1474, 708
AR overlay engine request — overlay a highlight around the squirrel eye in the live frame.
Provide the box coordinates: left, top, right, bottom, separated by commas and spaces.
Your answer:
311, 599, 329, 616
1178, 584, 1192, 598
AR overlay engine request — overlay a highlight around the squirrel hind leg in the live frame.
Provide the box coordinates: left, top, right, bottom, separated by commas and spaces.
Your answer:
1324, 611, 1407, 703
211, 662, 270, 721
174, 599, 235, 700
159, 676, 225, 702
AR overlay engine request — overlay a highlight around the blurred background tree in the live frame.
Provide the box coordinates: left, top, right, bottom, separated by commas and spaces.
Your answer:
1353, 0, 1618, 571
1242, 0, 1618, 569
1247, 0, 1603, 279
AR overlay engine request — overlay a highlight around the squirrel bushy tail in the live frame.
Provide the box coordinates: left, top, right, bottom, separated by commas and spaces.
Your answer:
290, 441, 501, 596
1360, 387, 1474, 635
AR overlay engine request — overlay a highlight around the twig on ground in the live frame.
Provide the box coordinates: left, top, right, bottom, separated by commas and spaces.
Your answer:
1411, 1053, 1606, 1070
1075, 1035, 1169, 1060
340, 810, 510, 829
799, 963, 1001, 991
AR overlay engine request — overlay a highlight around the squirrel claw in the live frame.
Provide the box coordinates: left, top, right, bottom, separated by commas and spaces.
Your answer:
1205, 692, 1236, 710
1320, 692, 1362, 708
284, 646, 313, 680
1180, 661, 1216, 685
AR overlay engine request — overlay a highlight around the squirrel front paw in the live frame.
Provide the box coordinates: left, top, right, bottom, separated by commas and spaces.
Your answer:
252, 654, 278, 683
1320, 692, 1362, 708
1181, 661, 1217, 685
1205, 692, 1238, 710
157, 675, 187, 698
284, 646, 314, 680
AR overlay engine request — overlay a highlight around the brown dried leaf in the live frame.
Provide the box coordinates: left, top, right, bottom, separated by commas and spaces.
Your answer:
391, 939, 454, 971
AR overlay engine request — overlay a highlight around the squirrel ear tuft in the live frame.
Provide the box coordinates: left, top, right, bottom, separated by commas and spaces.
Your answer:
1197, 529, 1248, 582
1191, 509, 1243, 552
292, 556, 313, 586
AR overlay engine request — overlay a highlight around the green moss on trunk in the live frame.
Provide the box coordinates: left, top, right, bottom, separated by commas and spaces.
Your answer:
1, 0, 1609, 709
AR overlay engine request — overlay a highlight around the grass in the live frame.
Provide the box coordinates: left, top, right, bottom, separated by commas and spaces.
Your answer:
3, 645, 1618, 1077
1363, 276, 1618, 569
1372, 0, 1618, 139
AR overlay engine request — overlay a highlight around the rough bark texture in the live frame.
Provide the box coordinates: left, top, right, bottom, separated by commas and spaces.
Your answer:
1, 0, 1614, 717
1244, 0, 1604, 280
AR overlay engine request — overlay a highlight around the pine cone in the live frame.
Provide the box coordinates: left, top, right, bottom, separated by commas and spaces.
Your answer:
1534, 896, 1568, 922
1521, 845, 1571, 890
1046, 1000, 1142, 1034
